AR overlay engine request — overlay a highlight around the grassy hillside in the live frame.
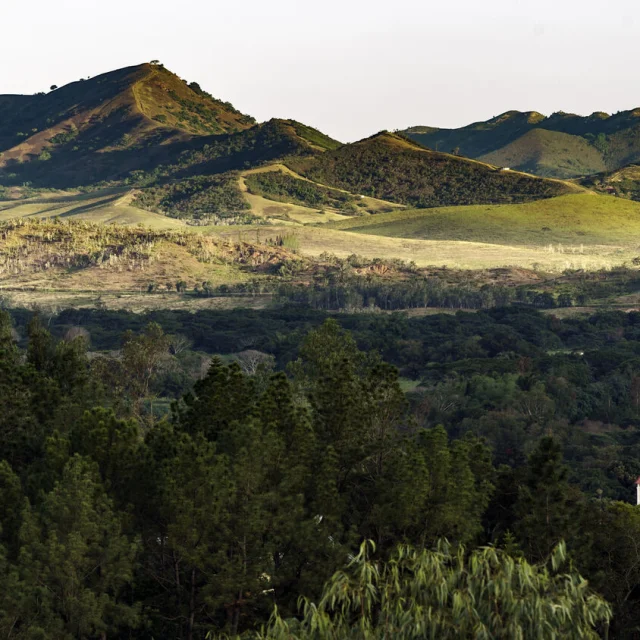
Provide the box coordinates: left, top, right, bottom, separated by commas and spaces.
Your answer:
286, 132, 572, 207
209, 220, 633, 272
0, 188, 187, 229
133, 119, 337, 184
479, 129, 607, 178
326, 193, 640, 247
404, 109, 640, 178
406, 111, 546, 156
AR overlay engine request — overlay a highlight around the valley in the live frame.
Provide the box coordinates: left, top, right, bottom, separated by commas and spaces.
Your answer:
4, 52, 640, 640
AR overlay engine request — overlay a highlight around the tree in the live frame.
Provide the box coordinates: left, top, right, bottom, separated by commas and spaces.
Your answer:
575, 501, 640, 637
174, 366, 328, 633
219, 539, 611, 639
138, 425, 233, 640
169, 333, 193, 355
235, 350, 274, 376
121, 322, 170, 415
17, 455, 139, 638
514, 437, 583, 561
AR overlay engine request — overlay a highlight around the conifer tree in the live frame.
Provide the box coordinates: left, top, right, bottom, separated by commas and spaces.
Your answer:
515, 436, 583, 561
17, 455, 139, 638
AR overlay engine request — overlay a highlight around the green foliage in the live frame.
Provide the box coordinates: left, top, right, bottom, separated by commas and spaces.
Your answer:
0, 62, 256, 188
7, 456, 139, 638
404, 109, 640, 179
514, 437, 582, 561
287, 133, 568, 208
133, 172, 252, 220
218, 539, 610, 639
7, 306, 640, 636
49, 125, 78, 146
246, 170, 358, 212
121, 321, 170, 413
287, 121, 341, 151
581, 164, 640, 202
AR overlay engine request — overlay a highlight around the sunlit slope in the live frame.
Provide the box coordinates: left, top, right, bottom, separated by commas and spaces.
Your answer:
479, 129, 607, 178
404, 109, 640, 178
0, 189, 185, 229
326, 194, 640, 246
206, 221, 631, 271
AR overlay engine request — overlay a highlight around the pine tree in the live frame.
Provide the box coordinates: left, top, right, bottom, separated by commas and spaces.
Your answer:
17, 455, 139, 638
515, 436, 583, 561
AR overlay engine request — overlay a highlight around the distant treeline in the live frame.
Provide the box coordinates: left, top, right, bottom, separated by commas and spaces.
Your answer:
274, 279, 575, 310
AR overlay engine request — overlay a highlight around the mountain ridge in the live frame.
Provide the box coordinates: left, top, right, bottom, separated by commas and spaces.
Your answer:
403, 109, 640, 178
0, 63, 255, 183
0, 64, 583, 219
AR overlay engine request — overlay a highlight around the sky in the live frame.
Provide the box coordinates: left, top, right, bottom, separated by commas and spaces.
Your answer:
2, 0, 638, 142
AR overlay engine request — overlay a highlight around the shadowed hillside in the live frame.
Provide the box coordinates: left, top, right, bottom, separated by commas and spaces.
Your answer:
404, 109, 640, 178
0, 63, 256, 186
286, 131, 573, 207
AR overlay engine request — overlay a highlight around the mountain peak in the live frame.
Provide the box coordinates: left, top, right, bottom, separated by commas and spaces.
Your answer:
0, 62, 256, 180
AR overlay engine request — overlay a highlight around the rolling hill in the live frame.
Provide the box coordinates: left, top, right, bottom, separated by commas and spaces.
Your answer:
285, 131, 574, 207
1, 61, 639, 283
404, 109, 640, 178
325, 192, 640, 248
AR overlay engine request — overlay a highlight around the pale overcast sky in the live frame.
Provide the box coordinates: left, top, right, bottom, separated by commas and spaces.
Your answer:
1, 0, 637, 141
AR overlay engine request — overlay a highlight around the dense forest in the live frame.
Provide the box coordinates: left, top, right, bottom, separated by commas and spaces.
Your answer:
1, 304, 640, 637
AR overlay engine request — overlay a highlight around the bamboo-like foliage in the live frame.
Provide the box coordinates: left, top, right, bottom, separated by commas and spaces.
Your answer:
216, 539, 611, 639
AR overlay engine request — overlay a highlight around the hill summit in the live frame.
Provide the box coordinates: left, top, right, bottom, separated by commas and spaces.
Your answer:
285, 131, 572, 207
0, 63, 255, 184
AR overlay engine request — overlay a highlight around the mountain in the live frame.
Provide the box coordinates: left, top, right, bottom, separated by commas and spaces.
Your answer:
0, 64, 575, 221
285, 131, 573, 207
403, 109, 640, 178
0, 62, 256, 186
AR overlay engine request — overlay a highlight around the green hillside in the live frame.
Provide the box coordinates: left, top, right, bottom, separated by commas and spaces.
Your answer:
326, 193, 640, 246
0, 64, 571, 217
479, 129, 607, 178
405, 111, 546, 156
0, 188, 187, 229
286, 131, 573, 207
404, 109, 640, 178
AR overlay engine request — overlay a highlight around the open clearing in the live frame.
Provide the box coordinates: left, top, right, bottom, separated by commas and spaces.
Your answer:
209, 223, 634, 271
2, 190, 640, 272
325, 194, 640, 247
0, 188, 186, 229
